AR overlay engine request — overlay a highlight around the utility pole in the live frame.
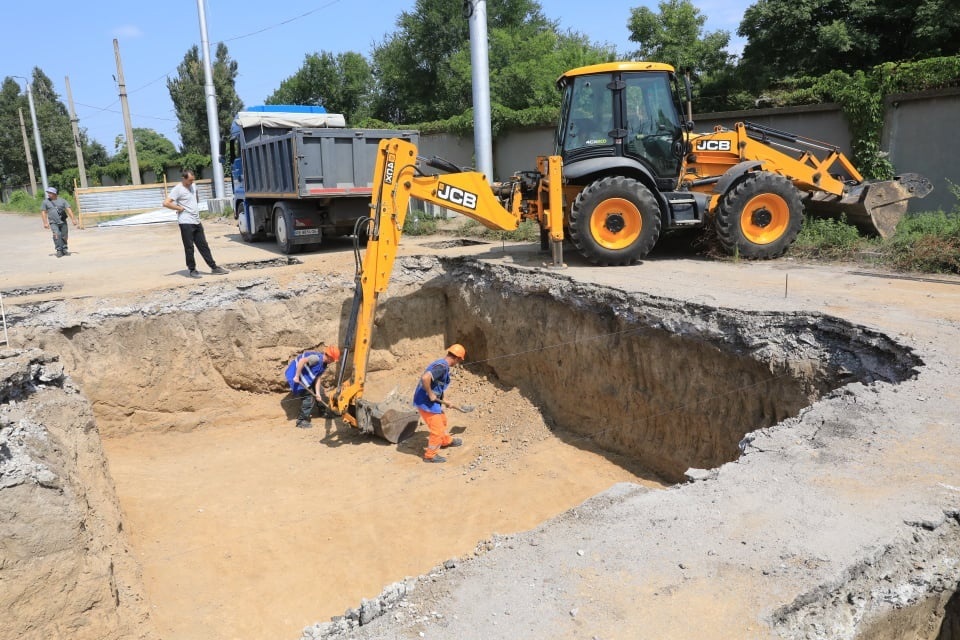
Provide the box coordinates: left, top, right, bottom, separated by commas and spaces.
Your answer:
17, 108, 38, 195
64, 76, 88, 188
467, 0, 493, 180
196, 0, 225, 198
113, 38, 141, 185
24, 82, 49, 192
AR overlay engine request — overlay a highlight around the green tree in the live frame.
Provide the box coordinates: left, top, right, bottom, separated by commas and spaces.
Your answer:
0, 69, 101, 193
167, 43, 244, 154
112, 127, 178, 180
266, 51, 374, 121
0, 77, 29, 190
369, 0, 613, 124
737, 0, 960, 86
27, 68, 76, 178
370, 0, 558, 123
627, 0, 733, 78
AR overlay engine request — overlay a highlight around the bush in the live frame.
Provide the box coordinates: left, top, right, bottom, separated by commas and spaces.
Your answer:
4, 190, 43, 212
403, 211, 440, 236
455, 218, 541, 242
792, 216, 868, 258
883, 211, 960, 274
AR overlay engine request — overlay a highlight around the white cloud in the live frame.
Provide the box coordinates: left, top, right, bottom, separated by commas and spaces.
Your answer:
112, 25, 143, 39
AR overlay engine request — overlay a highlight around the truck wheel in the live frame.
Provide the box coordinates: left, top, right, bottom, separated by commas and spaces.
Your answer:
715, 172, 803, 259
569, 176, 661, 265
236, 202, 264, 242
273, 204, 300, 255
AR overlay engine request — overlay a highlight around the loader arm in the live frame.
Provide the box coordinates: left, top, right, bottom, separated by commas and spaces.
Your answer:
327, 138, 564, 440
687, 122, 932, 238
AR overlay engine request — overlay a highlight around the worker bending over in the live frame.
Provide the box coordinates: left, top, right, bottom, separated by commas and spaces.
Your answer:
413, 344, 466, 463
285, 345, 340, 429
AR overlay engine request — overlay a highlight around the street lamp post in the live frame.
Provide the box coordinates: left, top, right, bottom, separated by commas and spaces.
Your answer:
13, 76, 49, 193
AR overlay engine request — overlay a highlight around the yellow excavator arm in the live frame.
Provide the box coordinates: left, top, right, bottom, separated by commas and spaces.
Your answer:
326, 138, 564, 441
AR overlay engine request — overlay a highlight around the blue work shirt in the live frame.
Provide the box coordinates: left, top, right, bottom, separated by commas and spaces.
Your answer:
412, 358, 450, 414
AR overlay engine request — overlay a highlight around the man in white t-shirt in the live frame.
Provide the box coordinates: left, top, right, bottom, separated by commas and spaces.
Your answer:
162, 170, 229, 278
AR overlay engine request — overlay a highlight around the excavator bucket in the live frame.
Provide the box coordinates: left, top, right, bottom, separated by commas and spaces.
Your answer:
355, 390, 420, 444
804, 173, 933, 239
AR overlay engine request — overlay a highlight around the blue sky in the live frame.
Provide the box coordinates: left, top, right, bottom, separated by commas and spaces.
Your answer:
2, 0, 750, 150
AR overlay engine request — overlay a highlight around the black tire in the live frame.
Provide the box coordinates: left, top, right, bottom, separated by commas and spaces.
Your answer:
715, 172, 803, 259
233, 202, 263, 242
273, 204, 300, 255
568, 176, 661, 265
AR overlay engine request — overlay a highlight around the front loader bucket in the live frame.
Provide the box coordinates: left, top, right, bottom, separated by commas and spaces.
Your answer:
356, 391, 419, 444
804, 173, 933, 238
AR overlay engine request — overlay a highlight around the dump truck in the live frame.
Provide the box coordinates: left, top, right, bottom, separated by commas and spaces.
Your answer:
324, 61, 933, 438
227, 105, 418, 254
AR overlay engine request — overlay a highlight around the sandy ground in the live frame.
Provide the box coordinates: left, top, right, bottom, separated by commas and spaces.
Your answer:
5, 210, 960, 639
2, 212, 654, 639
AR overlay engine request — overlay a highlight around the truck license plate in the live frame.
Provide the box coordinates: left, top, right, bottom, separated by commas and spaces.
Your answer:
294, 229, 320, 236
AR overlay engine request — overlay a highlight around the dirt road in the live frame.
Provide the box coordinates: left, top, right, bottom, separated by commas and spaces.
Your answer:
4, 211, 960, 640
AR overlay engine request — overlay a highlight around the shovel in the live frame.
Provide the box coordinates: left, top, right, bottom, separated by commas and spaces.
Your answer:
298, 377, 336, 416
444, 401, 475, 413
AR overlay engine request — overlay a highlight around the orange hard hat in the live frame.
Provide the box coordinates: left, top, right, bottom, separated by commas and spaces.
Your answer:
324, 345, 341, 362
447, 343, 466, 359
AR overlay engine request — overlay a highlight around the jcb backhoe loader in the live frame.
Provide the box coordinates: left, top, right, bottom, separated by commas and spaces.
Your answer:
325, 61, 933, 438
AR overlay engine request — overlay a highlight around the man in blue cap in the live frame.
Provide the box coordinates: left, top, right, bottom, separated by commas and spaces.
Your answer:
40, 187, 78, 258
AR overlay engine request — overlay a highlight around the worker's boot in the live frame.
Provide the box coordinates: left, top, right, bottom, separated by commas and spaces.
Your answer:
444, 438, 463, 447
296, 419, 312, 429
423, 455, 447, 463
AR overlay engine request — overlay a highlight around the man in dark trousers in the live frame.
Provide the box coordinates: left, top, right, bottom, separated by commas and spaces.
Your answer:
40, 187, 78, 257
163, 170, 229, 278
284, 345, 341, 429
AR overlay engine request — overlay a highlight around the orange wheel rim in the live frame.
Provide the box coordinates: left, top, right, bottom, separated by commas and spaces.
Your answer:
740, 193, 790, 244
590, 198, 642, 250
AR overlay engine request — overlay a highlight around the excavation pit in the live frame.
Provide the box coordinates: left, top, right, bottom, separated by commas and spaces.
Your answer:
14, 257, 926, 640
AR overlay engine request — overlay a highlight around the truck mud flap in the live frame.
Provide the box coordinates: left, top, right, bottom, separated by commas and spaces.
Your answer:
356, 393, 419, 444
805, 173, 933, 238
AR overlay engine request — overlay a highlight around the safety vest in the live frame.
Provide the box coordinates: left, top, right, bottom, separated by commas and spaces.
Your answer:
284, 351, 327, 393
412, 357, 450, 414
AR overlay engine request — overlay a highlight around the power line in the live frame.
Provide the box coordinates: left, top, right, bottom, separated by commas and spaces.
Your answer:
219, 0, 344, 43
74, 101, 176, 122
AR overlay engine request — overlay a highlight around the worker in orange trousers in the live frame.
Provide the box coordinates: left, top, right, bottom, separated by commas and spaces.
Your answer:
412, 344, 466, 463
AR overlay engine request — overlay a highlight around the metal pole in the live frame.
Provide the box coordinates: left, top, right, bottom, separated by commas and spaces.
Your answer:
64, 76, 89, 188
467, 0, 494, 180
17, 108, 38, 195
24, 83, 49, 192
197, 0, 225, 198
114, 39, 141, 185
0, 291, 8, 348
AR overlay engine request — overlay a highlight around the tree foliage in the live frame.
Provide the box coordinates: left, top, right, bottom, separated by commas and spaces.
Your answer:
167, 43, 244, 154
265, 51, 374, 122
738, 0, 960, 88
112, 127, 178, 180
627, 0, 734, 79
367, 0, 612, 124
0, 69, 106, 193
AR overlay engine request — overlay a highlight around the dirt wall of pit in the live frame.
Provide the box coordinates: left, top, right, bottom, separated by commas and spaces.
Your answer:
0, 349, 153, 640
17, 259, 921, 480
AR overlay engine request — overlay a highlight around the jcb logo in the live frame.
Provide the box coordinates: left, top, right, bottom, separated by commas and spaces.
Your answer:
695, 140, 732, 152
384, 160, 395, 185
437, 182, 478, 210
